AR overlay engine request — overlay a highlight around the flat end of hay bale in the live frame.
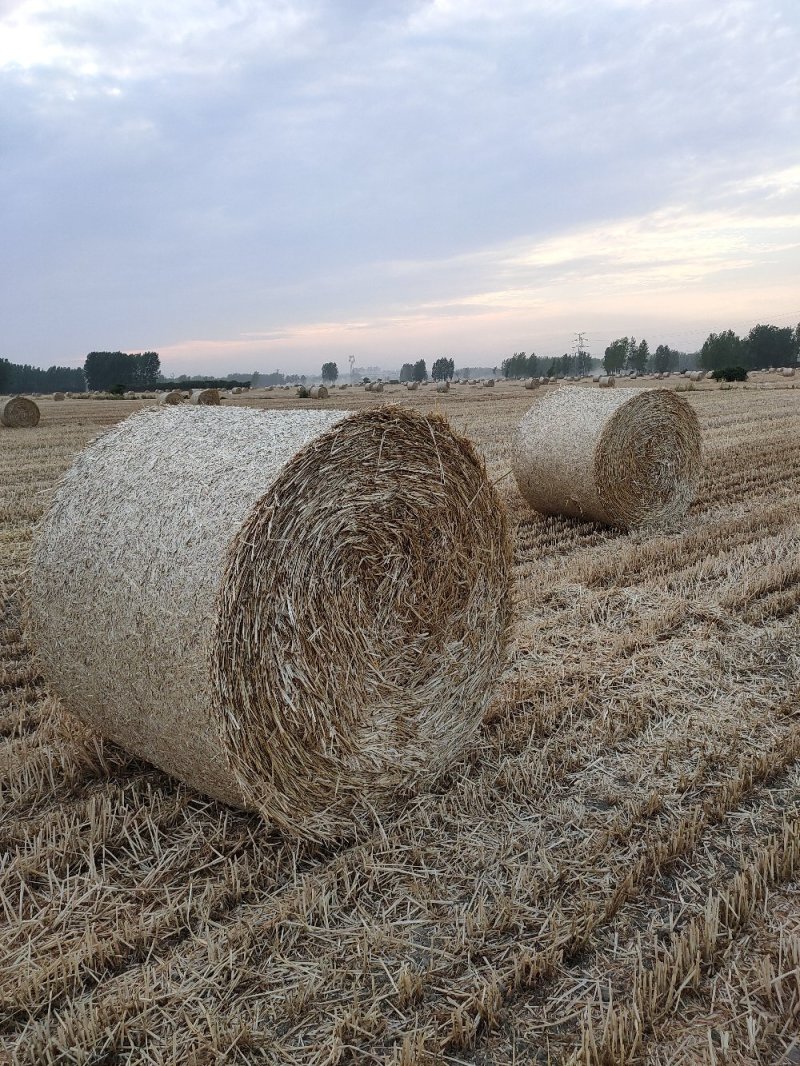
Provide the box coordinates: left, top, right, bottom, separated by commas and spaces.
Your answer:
1, 395, 40, 428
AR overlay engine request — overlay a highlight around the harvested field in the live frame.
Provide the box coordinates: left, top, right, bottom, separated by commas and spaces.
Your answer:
1, 381, 799, 1065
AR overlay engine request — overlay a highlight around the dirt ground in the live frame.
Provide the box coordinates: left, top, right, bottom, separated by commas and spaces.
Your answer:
1, 377, 798, 1064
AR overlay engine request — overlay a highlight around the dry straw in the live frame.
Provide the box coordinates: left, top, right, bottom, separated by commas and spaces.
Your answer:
30, 405, 513, 840
53, 392, 66, 401
159, 390, 184, 405
1, 395, 40, 428
309, 386, 329, 399
512, 386, 702, 530
598, 375, 615, 388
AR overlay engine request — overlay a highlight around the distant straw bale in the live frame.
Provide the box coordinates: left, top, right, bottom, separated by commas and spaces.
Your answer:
309, 386, 329, 399
436, 382, 449, 394
1, 395, 40, 428
598, 376, 615, 388
189, 388, 221, 405
783, 368, 795, 378
406, 382, 419, 391
159, 390, 184, 405
483, 379, 495, 387
524, 378, 539, 390
53, 392, 66, 401
30, 405, 512, 841
512, 387, 701, 530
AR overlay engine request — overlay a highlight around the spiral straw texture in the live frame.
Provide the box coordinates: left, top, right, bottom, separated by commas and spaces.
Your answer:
30, 405, 512, 840
1, 396, 40, 428
512, 386, 701, 530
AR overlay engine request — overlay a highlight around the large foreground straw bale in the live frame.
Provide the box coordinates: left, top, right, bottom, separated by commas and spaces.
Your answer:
512, 387, 701, 529
1, 395, 40, 427
30, 405, 512, 840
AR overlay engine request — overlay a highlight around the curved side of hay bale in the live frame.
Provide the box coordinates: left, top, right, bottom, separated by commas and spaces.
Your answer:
159, 390, 184, 405
1, 396, 40, 428
406, 381, 419, 391
309, 386, 329, 399
483, 379, 495, 387
30, 405, 513, 841
436, 382, 449, 394
598, 376, 615, 388
189, 389, 221, 405
783, 368, 795, 377
53, 392, 66, 401
524, 378, 539, 390
512, 387, 701, 529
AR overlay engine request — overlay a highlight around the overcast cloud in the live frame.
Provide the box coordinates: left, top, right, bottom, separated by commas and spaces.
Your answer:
1, 0, 798, 374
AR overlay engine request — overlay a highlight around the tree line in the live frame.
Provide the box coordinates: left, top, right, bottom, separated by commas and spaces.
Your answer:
602, 323, 799, 375
84, 352, 161, 391
0, 358, 86, 394
502, 351, 593, 379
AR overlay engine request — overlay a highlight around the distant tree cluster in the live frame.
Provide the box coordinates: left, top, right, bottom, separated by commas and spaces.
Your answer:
84, 351, 160, 391
0, 358, 86, 394
502, 350, 592, 379
431, 357, 454, 381
321, 361, 339, 383
699, 324, 799, 371
400, 360, 427, 382
599, 322, 799, 377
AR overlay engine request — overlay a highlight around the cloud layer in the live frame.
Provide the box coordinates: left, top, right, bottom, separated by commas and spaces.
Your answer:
2, 0, 798, 372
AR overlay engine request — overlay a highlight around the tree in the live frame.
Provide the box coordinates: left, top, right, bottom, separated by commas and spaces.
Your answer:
321, 361, 338, 383
431, 357, 454, 381
603, 338, 628, 375
412, 359, 427, 382
0, 358, 10, 393
745, 324, 796, 369
699, 330, 745, 371
501, 352, 540, 378
399, 363, 414, 382
628, 339, 649, 373
652, 344, 678, 374
83, 351, 160, 391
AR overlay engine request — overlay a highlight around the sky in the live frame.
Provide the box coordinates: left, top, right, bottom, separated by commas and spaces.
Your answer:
1, 0, 799, 376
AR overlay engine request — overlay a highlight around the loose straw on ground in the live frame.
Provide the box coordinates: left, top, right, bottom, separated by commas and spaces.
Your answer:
30, 405, 513, 841
512, 386, 701, 530
1, 396, 40, 428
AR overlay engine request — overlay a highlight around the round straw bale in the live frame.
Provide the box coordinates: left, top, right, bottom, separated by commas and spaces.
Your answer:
524, 378, 539, 390
592, 375, 601, 384
512, 387, 701, 530
373, 382, 384, 393
189, 388, 221, 405
30, 405, 512, 840
309, 386, 329, 399
53, 392, 66, 401
483, 378, 495, 387
406, 381, 419, 391
782, 367, 795, 377
436, 382, 449, 394
598, 375, 615, 388
1, 395, 40, 428
159, 389, 184, 405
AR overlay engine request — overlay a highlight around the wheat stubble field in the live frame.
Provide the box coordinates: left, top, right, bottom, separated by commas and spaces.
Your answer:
1, 381, 798, 1065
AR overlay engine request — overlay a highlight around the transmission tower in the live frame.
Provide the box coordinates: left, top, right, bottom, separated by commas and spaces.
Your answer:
348, 354, 355, 381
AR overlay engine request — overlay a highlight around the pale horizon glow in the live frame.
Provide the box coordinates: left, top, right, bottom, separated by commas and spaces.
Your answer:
2, 0, 799, 375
